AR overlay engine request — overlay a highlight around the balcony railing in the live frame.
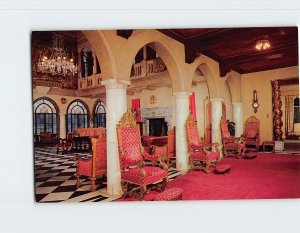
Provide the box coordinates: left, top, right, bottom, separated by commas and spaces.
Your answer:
131, 58, 167, 79
78, 73, 102, 90
78, 58, 167, 90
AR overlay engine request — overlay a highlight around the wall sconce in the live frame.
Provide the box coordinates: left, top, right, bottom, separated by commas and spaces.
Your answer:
252, 90, 259, 113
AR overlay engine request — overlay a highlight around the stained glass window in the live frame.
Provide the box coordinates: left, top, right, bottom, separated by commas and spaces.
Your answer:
33, 98, 58, 135
93, 100, 106, 128
67, 100, 89, 132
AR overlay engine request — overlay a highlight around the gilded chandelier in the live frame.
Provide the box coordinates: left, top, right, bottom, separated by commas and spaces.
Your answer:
38, 33, 77, 76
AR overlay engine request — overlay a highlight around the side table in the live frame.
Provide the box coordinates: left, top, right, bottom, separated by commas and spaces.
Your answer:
262, 141, 274, 152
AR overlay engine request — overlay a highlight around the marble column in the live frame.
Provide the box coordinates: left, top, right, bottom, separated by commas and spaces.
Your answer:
232, 102, 243, 137
210, 98, 223, 157
59, 113, 66, 139
101, 79, 130, 196
173, 92, 190, 171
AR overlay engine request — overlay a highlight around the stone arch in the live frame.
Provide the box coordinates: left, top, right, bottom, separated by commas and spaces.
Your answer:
190, 55, 222, 98
82, 30, 117, 80
225, 71, 242, 103
124, 30, 186, 92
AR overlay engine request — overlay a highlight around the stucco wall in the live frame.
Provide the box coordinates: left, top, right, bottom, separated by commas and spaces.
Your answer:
241, 66, 299, 143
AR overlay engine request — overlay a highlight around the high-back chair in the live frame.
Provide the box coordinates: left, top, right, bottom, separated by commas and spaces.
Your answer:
75, 129, 107, 192
220, 121, 246, 158
185, 114, 220, 173
117, 111, 168, 199
244, 116, 260, 151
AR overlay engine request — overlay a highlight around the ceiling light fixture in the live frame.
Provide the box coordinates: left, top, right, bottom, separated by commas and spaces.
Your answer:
255, 39, 271, 51
38, 33, 77, 76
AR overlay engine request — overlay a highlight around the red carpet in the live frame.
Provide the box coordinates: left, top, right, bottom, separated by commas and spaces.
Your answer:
117, 153, 300, 201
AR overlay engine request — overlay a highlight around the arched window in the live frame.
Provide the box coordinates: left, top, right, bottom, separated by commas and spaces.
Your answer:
81, 50, 93, 77
294, 97, 300, 123
33, 98, 58, 135
93, 100, 106, 127
67, 100, 89, 132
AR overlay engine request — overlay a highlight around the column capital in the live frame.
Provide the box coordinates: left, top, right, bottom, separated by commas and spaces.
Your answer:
210, 98, 223, 103
173, 92, 190, 98
232, 102, 243, 107
101, 79, 130, 90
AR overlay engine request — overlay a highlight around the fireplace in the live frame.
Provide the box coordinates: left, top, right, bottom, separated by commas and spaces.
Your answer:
149, 118, 168, 136
140, 107, 172, 136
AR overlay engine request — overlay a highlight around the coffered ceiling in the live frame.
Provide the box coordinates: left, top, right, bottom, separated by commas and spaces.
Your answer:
158, 27, 298, 76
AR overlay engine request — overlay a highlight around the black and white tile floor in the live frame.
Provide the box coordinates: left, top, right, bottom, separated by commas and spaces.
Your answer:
34, 147, 186, 203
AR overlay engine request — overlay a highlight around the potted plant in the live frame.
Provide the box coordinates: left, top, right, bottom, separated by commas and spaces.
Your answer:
227, 120, 236, 136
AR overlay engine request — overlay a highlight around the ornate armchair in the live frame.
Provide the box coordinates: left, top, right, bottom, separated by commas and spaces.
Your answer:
244, 116, 260, 151
185, 114, 220, 173
220, 121, 246, 158
75, 129, 107, 192
117, 112, 168, 199
166, 127, 175, 166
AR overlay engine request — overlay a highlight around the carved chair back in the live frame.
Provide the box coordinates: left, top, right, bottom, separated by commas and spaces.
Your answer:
167, 127, 175, 158
91, 131, 107, 177
117, 112, 143, 169
220, 121, 231, 139
185, 114, 202, 149
245, 116, 260, 139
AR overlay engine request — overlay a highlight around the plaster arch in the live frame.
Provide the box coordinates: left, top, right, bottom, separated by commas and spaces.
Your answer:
82, 30, 117, 80
190, 55, 222, 98
225, 71, 242, 103
123, 30, 186, 92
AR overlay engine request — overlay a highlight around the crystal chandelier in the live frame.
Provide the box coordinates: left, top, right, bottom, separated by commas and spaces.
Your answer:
255, 39, 271, 51
38, 33, 78, 76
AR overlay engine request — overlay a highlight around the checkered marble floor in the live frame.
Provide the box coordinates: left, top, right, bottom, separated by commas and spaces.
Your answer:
34, 147, 186, 203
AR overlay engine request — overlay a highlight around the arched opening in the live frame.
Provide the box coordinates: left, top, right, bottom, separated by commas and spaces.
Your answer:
33, 97, 59, 136
93, 100, 106, 128
128, 42, 173, 137
130, 44, 167, 79
66, 99, 89, 132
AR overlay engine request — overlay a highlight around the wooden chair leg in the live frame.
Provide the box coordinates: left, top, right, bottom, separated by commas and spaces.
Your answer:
189, 157, 194, 170
91, 178, 95, 192
76, 175, 80, 188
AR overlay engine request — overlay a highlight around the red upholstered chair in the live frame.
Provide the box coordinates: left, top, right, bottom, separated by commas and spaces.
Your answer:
185, 114, 220, 173
220, 121, 246, 158
244, 116, 260, 151
166, 127, 175, 166
76, 128, 87, 137
75, 130, 107, 192
117, 112, 168, 199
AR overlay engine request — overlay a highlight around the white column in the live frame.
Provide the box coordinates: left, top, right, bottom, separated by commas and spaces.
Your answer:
59, 113, 66, 139
232, 102, 243, 137
210, 98, 223, 157
173, 92, 190, 171
101, 79, 130, 196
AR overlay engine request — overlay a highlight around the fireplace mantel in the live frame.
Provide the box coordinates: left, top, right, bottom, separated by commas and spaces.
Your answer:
140, 107, 172, 135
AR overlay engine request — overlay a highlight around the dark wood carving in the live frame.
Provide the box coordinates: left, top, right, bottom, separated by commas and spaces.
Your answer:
117, 30, 133, 39
272, 80, 283, 140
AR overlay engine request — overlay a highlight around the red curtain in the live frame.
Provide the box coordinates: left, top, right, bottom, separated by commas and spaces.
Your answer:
189, 92, 196, 119
131, 99, 141, 122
